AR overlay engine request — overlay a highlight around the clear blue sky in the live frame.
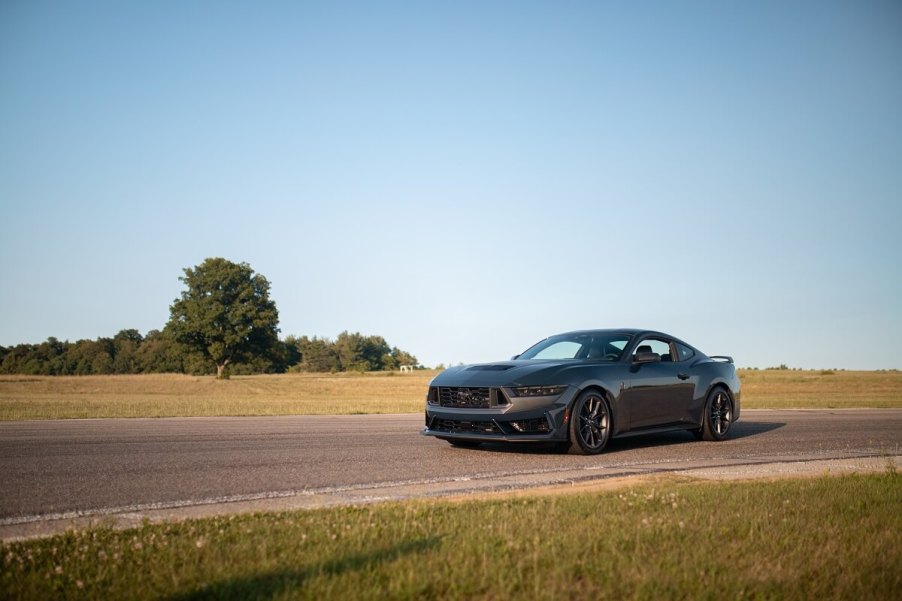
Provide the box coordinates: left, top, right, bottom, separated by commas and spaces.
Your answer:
1, 0, 900, 370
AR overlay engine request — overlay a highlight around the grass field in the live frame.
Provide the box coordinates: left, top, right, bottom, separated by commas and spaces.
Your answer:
0, 372, 434, 420
0, 369, 900, 420
738, 368, 902, 409
2, 471, 899, 600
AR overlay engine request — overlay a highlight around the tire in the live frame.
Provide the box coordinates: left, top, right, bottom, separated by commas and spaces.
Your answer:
566, 390, 612, 455
700, 387, 733, 441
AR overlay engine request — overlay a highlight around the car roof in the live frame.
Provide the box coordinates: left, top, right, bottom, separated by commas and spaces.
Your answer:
555, 328, 652, 337
553, 329, 695, 348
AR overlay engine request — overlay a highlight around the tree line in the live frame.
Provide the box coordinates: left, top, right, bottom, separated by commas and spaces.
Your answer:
0, 258, 420, 377
0, 329, 419, 376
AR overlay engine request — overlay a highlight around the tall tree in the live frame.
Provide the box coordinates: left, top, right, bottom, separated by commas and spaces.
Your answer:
167, 258, 280, 379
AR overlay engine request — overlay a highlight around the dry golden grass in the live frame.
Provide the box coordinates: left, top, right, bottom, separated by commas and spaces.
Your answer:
0, 369, 899, 420
738, 369, 902, 409
0, 371, 436, 420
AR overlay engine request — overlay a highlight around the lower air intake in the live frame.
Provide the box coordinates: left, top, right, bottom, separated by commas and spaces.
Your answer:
433, 419, 502, 435
508, 418, 551, 434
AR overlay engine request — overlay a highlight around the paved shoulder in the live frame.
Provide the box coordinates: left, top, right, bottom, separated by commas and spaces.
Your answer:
1, 410, 900, 540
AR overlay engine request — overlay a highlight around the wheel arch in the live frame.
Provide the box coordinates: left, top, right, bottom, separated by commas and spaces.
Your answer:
705, 380, 732, 398
695, 362, 741, 421
700, 382, 736, 428
570, 384, 618, 434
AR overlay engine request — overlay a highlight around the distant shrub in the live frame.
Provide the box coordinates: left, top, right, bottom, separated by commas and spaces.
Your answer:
820, 370, 835, 376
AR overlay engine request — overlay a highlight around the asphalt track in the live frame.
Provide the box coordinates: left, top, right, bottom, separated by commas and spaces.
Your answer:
1, 409, 900, 539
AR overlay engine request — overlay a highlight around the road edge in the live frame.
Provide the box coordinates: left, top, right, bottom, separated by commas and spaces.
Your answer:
3, 453, 898, 542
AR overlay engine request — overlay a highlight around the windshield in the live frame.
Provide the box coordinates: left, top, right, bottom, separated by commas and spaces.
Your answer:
518, 333, 632, 361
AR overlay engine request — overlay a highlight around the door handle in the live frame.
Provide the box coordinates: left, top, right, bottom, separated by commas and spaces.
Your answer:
678, 373, 690, 380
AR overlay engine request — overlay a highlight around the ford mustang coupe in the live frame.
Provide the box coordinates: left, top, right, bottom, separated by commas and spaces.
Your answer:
423, 329, 740, 454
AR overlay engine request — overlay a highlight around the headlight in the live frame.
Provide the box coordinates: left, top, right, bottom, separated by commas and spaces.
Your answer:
426, 386, 439, 405
511, 385, 567, 397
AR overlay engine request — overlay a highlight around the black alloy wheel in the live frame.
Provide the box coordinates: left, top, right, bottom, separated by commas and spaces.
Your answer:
568, 390, 611, 455
701, 388, 733, 441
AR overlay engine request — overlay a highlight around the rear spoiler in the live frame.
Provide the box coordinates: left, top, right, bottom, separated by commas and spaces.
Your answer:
709, 355, 734, 363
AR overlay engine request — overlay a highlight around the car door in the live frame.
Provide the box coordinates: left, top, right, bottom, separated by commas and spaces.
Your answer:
622, 337, 695, 430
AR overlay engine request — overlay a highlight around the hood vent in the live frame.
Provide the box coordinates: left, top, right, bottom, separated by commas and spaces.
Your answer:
466, 364, 515, 371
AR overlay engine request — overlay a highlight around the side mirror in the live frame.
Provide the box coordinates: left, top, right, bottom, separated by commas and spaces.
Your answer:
510, 354, 520, 360
633, 351, 661, 364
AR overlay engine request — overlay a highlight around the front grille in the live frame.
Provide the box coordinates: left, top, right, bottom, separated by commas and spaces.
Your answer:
433, 419, 502, 435
439, 387, 491, 409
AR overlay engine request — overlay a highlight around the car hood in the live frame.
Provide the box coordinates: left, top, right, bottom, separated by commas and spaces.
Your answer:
430, 360, 593, 387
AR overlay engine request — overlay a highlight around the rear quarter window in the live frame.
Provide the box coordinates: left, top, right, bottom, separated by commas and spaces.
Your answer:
675, 342, 695, 362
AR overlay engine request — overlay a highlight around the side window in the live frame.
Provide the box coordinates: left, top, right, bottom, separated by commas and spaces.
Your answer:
634, 338, 671, 359
675, 342, 695, 362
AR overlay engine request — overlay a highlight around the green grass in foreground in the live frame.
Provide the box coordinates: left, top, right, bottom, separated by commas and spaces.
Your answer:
2, 472, 900, 600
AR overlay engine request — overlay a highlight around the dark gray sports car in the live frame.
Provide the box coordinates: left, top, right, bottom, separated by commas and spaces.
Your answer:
423, 329, 741, 454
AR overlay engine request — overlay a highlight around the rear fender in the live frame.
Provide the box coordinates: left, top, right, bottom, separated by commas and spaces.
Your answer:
702, 381, 740, 424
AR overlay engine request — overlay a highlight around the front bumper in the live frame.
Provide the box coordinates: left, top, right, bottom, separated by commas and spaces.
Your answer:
422, 386, 577, 443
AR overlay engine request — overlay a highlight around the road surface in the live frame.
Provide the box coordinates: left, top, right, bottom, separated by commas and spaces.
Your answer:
1, 409, 900, 539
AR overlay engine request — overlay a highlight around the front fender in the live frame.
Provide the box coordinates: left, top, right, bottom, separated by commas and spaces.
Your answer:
570, 378, 629, 437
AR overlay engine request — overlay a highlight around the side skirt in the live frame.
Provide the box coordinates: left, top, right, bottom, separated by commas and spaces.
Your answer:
612, 423, 699, 439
